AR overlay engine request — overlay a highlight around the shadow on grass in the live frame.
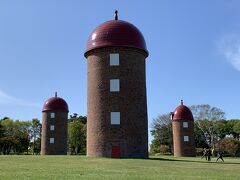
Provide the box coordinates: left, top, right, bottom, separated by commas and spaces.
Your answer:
149, 157, 240, 165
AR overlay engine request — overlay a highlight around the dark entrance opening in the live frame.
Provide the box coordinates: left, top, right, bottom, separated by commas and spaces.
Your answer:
111, 146, 120, 158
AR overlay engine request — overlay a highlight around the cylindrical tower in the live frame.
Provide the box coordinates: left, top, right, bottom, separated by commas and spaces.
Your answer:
171, 100, 195, 157
41, 93, 69, 155
85, 11, 149, 158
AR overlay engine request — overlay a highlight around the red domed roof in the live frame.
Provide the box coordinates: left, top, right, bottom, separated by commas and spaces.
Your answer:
42, 93, 69, 112
172, 100, 194, 121
84, 12, 148, 57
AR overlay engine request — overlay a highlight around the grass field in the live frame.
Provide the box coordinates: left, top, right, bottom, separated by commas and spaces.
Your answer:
0, 155, 239, 180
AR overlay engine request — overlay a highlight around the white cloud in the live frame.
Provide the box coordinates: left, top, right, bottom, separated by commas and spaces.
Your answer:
0, 89, 41, 107
218, 34, 240, 71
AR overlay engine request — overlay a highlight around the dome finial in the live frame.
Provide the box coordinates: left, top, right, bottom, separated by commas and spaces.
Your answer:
115, 10, 118, 20
55, 92, 57, 97
181, 99, 183, 105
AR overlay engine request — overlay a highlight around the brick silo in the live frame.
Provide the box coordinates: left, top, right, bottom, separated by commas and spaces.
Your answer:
84, 11, 149, 158
171, 100, 195, 157
41, 93, 69, 155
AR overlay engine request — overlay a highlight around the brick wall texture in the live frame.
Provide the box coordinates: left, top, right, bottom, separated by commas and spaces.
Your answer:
172, 120, 195, 157
41, 111, 68, 155
86, 47, 148, 158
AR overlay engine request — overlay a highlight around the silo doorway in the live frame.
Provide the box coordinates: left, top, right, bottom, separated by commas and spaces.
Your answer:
111, 146, 120, 158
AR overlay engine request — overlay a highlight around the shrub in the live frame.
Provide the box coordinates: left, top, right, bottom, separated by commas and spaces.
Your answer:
159, 145, 171, 154
215, 137, 239, 156
150, 142, 160, 155
150, 144, 171, 155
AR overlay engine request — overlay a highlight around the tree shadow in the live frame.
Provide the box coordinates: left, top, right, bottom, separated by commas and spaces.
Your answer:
148, 157, 240, 165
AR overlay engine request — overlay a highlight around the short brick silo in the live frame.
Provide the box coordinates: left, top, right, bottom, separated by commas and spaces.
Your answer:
84, 11, 149, 158
171, 100, 195, 157
41, 93, 69, 155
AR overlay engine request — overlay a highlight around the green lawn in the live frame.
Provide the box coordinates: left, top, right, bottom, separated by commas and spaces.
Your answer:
0, 155, 239, 180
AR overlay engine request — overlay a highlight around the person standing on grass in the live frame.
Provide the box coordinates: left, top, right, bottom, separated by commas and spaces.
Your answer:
207, 149, 212, 161
201, 148, 207, 160
216, 152, 224, 162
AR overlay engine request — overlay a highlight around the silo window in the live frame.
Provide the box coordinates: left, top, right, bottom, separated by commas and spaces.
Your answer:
111, 112, 120, 125
110, 53, 119, 66
110, 79, 120, 92
50, 112, 55, 118
50, 125, 55, 131
50, 138, 55, 144
183, 136, 189, 142
183, 122, 188, 128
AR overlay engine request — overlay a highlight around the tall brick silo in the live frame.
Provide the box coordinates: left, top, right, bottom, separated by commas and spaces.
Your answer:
84, 11, 149, 158
41, 93, 69, 155
171, 100, 195, 157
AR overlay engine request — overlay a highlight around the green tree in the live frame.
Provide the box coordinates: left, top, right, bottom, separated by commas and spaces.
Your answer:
233, 120, 240, 140
0, 118, 30, 154
68, 115, 87, 155
150, 114, 172, 154
194, 124, 209, 148
215, 120, 230, 139
29, 119, 41, 155
190, 104, 225, 152
0, 123, 4, 138
0, 136, 18, 155
13, 120, 30, 154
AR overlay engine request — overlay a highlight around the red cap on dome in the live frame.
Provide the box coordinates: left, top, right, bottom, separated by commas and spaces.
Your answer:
84, 11, 148, 57
42, 92, 69, 112
172, 100, 194, 121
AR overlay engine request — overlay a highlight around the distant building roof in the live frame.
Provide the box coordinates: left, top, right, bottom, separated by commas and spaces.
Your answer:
171, 100, 194, 121
42, 92, 69, 112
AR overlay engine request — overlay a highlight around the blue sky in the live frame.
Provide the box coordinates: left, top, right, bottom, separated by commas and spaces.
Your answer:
1, 1, 240, 139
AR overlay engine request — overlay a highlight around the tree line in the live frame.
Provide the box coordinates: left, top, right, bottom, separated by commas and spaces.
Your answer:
0, 114, 86, 155
1, 105, 240, 156
150, 104, 240, 157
